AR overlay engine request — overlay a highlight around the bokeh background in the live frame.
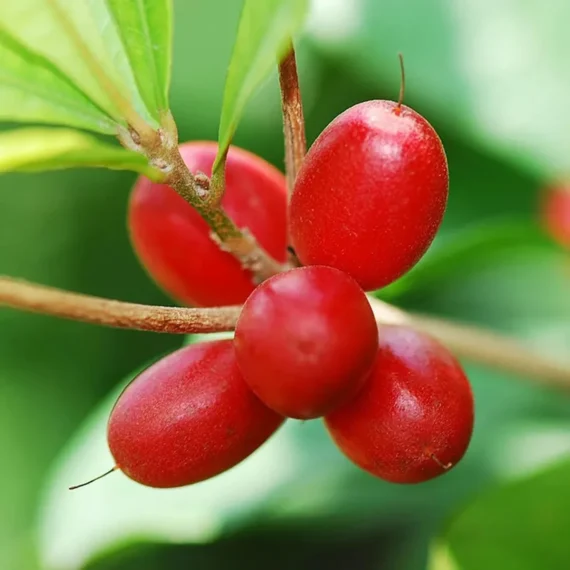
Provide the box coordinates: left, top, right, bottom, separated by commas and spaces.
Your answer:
1, 0, 570, 569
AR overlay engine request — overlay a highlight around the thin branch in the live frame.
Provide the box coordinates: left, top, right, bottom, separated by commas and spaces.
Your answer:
120, 117, 288, 284
278, 43, 307, 194
0, 277, 240, 334
368, 296, 570, 392
2, 277, 569, 392
160, 146, 288, 282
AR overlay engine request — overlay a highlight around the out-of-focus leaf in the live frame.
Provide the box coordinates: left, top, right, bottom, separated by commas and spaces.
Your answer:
379, 220, 556, 301
0, 0, 172, 130
0, 28, 116, 134
430, 458, 570, 570
213, 0, 308, 171
0, 128, 161, 178
407, 247, 570, 352
37, 370, 303, 570
306, 0, 570, 176
0, 162, 180, 569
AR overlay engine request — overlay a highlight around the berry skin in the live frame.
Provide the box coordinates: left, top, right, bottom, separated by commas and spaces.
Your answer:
325, 325, 474, 484
289, 100, 448, 291
234, 266, 379, 419
107, 340, 283, 488
540, 183, 570, 248
129, 141, 288, 307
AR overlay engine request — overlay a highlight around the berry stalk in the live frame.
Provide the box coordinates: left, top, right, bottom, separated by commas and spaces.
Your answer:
158, 144, 286, 282
119, 114, 287, 284
278, 43, 307, 194
1, 276, 569, 391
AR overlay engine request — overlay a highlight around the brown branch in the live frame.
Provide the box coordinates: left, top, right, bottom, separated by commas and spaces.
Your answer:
161, 146, 287, 282
278, 44, 307, 194
118, 119, 288, 284
2, 277, 570, 391
0, 277, 240, 334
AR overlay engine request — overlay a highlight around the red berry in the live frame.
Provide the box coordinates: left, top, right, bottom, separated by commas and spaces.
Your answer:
107, 340, 283, 488
289, 100, 448, 291
540, 182, 570, 248
325, 325, 474, 484
129, 141, 288, 307
234, 266, 378, 419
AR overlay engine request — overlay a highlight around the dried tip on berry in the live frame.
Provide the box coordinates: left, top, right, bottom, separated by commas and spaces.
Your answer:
396, 52, 406, 113
68, 466, 118, 491
430, 453, 452, 470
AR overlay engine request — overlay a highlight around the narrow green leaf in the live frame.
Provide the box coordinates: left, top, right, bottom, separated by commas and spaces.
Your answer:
378, 220, 556, 301
103, 0, 172, 117
0, 128, 161, 179
213, 0, 308, 171
0, 0, 173, 132
0, 28, 116, 134
433, 459, 570, 570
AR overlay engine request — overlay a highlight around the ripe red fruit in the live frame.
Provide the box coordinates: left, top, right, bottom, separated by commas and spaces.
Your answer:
129, 141, 288, 307
540, 182, 570, 248
107, 340, 283, 488
234, 266, 378, 419
289, 100, 448, 291
325, 325, 474, 484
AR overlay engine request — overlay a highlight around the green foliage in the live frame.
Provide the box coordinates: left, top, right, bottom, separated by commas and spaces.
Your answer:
0, 128, 161, 177
430, 459, 570, 570
0, 0, 172, 132
379, 221, 556, 302
0, 27, 116, 134
213, 0, 308, 172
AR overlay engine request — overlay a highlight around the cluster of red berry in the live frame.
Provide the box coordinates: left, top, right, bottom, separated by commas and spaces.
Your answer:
102, 99, 475, 490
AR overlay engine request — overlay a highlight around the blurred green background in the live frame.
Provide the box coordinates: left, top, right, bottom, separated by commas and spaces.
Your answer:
1, 1, 570, 569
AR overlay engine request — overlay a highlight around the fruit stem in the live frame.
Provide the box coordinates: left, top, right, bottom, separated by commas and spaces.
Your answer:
430, 454, 452, 470
2, 277, 570, 392
396, 53, 406, 113
165, 146, 287, 281
69, 466, 118, 491
0, 276, 241, 334
278, 42, 307, 194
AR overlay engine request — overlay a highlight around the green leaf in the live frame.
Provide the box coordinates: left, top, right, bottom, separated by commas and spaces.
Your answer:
0, 128, 161, 179
213, 0, 308, 171
0, 0, 173, 131
306, 0, 570, 176
0, 27, 116, 134
378, 220, 556, 302
102, 0, 172, 118
431, 458, 570, 570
